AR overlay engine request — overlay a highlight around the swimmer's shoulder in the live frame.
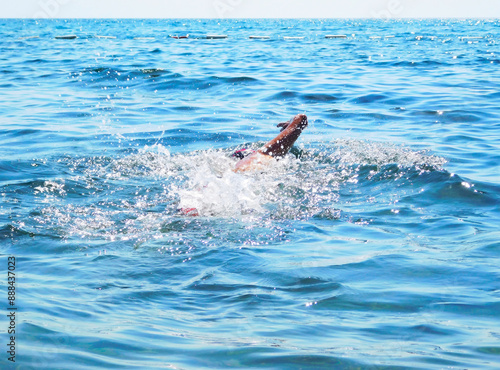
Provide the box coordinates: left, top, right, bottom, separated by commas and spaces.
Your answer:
233, 151, 273, 173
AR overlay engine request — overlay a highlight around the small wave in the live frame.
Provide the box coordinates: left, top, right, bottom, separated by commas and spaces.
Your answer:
218, 76, 261, 84
301, 93, 340, 103
95, 144, 176, 180
74, 67, 264, 89
171, 106, 200, 112
320, 139, 447, 169
420, 176, 500, 207
0, 128, 41, 137
73, 66, 176, 85
0, 224, 33, 240
350, 93, 389, 104
82, 67, 117, 74
140, 68, 168, 74
264, 91, 300, 101
486, 91, 500, 99
391, 60, 449, 67
413, 109, 486, 122
26, 58, 48, 64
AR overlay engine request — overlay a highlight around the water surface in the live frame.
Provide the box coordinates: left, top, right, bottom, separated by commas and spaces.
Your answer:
1, 19, 500, 369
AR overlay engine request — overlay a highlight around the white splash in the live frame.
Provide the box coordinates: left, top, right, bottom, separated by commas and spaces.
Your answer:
176, 150, 286, 217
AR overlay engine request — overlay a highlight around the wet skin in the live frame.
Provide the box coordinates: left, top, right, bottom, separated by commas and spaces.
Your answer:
234, 114, 308, 172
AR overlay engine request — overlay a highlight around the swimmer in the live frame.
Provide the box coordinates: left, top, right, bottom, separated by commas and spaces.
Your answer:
180, 114, 308, 216
233, 113, 308, 172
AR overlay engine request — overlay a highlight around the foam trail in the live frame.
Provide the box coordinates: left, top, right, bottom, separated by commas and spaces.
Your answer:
177, 151, 271, 216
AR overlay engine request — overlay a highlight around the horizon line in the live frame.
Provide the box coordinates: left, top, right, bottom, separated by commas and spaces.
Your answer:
1, 16, 499, 20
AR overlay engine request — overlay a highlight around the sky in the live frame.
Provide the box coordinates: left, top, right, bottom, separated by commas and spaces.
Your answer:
2, 0, 500, 19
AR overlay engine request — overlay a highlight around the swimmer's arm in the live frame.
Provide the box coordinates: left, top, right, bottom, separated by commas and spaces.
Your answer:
258, 114, 308, 158
233, 114, 308, 172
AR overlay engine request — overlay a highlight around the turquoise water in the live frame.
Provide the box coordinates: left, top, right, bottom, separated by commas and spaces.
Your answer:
1, 18, 500, 369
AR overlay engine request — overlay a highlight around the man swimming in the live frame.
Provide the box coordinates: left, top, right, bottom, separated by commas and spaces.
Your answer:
233, 113, 308, 172
180, 113, 308, 216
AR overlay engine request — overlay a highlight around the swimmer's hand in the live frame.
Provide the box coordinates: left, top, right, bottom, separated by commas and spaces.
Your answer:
277, 118, 292, 132
277, 114, 308, 132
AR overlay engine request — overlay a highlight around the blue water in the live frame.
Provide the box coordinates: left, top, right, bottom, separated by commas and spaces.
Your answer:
1, 18, 500, 369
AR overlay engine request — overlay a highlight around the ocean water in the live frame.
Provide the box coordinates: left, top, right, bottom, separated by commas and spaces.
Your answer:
1, 18, 500, 369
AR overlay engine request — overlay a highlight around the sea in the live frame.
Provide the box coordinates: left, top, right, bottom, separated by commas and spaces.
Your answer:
0, 18, 499, 369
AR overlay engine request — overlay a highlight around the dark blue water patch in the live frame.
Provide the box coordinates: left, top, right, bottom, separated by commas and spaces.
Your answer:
475, 346, 500, 356
0, 224, 37, 241
474, 236, 500, 255
71, 67, 181, 87
54, 110, 94, 119
368, 164, 448, 182
138, 68, 173, 78
25, 58, 50, 64
218, 76, 262, 84
300, 93, 341, 103
170, 105, 202, 112
0, 160, 37, 184
0, 160, 72, 187
312, 291, 425, 314
147, 75, 248, 92
225, 353, 378, 369
485, 91, 500, 100
362, 323, 463, 341
20, 323, 146, 369
385, 95, 421, 107
278, 277, 343, 294
395, 186, 498, 227
262, 90, 300, 102
389, 60, 452, 68
350, 93, 389, 104
0, 83, 15, 89
414, 110, 487, 123
0, 127, 44, 139
432, 301, 500, 320
416, 176, 499, 208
